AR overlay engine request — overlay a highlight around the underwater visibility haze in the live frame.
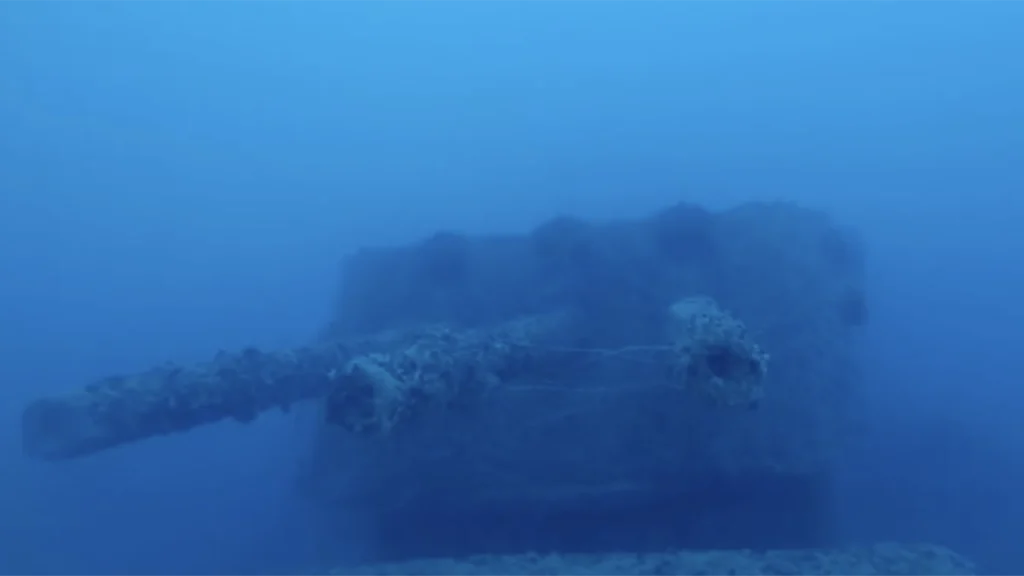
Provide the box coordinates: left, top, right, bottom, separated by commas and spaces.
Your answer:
1, 2, 1023, 574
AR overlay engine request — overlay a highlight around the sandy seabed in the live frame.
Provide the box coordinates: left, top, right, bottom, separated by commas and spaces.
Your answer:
329, 542, 975, 575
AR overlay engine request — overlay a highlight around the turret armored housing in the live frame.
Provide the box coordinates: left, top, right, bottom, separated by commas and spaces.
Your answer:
302, 200, 868, 561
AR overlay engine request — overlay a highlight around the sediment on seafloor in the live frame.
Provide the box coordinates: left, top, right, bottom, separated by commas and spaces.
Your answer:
328, 543, 976, 576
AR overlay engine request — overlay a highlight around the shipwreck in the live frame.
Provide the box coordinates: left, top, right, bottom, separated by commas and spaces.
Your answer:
22, 200, 973, 574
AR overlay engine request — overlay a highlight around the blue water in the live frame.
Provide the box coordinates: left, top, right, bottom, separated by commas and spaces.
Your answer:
1, 3, 1022, 574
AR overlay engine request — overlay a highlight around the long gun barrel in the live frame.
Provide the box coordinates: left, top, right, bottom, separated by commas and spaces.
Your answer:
22, 343, 349, 460
22, 298, 766, 461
